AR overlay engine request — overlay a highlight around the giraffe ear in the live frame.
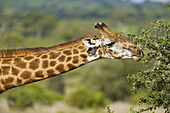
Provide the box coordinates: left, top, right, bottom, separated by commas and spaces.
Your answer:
82, 38, 101, 47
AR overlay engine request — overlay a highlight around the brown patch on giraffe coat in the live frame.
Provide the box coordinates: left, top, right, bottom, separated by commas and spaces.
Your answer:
42, 60, 48, 69
41, 55, 48, 59
0, 68, 2, 76
67, 63, 76, 70
82, 59, 88, 62
29, 59, 40, 70
5, 77, 14, 84
1, 79, 5, 85
113, 51, 118, 55
12, 67, 20, 76
121, 55, 125, 58
77, 46, 84, 49
50, 61, 56, 67
98, 50, 102, 56
23, 56, 34, 61
116, 56, 121, 59
63, 50, 72, 55
80, 54, 87, 59
124, 44, 127, 47
58, 55, 66, 62
35, 70, 44, 77
66, 57, 72, 62
49, 52, 61, 59
73, 49, 79, 54
80, 48, 87, 52
47, 69, 55, 77
74, 45, 78, 48
17, 78, 22, 84
20, 71, 31, 79
4, 84, 15, 90
94, 54, 97, 57
14, 58, 26, 68
1, 66, 10, 75
56, 64, 65, 73
2, 59, 12, 64
36, 54, 42, 57
72, 56, 79, 64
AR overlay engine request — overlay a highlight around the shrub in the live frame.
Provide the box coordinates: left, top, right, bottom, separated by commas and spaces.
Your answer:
47, 76, 65, 94
0, 32, 25, 49
3, 83, 63, 109
126, 19, 169, 113
65, 87, 108, 109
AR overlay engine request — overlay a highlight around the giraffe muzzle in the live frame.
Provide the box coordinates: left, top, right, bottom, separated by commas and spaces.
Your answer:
132, 50, 144, 61
139, 50, 144, 58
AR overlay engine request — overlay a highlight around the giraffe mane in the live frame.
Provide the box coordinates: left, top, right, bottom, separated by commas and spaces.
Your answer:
0, 47, 49, 58
0, 36, 92, 58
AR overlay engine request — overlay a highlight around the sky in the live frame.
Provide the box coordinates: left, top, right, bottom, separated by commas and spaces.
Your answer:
131, 0, 170, 3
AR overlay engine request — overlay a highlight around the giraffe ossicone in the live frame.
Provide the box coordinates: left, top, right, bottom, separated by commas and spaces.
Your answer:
0, 22, 143, 93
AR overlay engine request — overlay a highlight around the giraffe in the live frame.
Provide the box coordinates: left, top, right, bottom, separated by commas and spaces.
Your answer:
0, 22, 143, 93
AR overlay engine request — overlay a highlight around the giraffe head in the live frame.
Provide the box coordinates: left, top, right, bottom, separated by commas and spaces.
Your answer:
82, 22, 144, 61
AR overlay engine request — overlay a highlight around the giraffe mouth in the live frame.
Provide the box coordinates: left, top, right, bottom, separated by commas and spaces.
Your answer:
132, 56, 142, 61
132, 50, 144, 61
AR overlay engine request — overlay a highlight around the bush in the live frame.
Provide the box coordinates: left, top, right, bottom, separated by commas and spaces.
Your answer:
3, 83, 63, 109
65, 87, 108, 109
0, 32, 25, 49
47, 76, 65, 94
126, 19, 169, 113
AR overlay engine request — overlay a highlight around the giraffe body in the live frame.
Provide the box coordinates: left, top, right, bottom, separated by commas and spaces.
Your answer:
0, 23, 143, 93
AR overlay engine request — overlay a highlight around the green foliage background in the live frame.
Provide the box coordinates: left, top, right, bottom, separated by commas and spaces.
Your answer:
0, 0, 169, 111
65, 87, 108, 109
3, 83, 63, 109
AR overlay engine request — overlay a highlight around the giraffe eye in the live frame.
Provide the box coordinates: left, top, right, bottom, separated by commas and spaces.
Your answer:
106, 42, 115, 47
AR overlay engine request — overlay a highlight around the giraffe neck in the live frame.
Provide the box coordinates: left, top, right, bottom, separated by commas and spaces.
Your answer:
0, 36, 94, 93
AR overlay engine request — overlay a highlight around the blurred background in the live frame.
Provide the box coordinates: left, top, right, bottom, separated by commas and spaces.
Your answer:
0, 0, 169, 113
